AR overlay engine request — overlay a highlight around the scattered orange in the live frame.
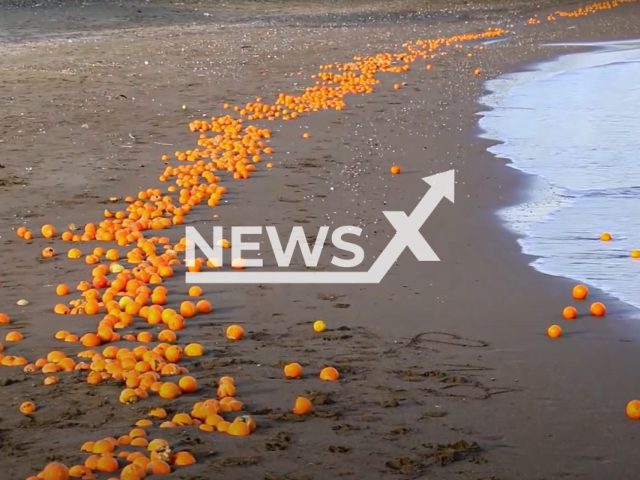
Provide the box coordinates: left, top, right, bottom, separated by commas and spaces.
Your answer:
562, 306, 577, 320
626, 400, 640, 420
226, 325, 244, 340
178, 376, 198, 393
547, 325, 562, 338
319, 366, 339, 381
284, 362, 302, 379
572, 284, 588, 300
293, 396, 312, 415
590, 302, 606, 317
19, 401, 36, 414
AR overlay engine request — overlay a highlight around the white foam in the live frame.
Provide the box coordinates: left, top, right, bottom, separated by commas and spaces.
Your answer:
477, 39, 640, 313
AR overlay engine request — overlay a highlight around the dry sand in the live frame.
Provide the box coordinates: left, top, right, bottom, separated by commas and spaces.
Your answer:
2, 1, 640, 479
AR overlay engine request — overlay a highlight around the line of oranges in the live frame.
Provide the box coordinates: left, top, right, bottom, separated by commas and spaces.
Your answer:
4, 1, 638, 479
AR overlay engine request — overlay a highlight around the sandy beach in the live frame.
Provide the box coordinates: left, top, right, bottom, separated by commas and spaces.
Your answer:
2, 1, 640, 479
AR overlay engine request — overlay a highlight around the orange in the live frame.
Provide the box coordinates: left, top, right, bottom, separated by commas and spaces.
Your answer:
562, 306, 577, 320
159, 382, 182, 399
172, 451, 196, 466
41, 224, 56, 239
227, 421, 250, 437
119, 389, 139, 404
572, 284, 588, 300
178, 376, 198, 393
188, 286, 202, 297
626, 400, 640, 420
205, 414, 224, 427
600, 232, 612, 241
19, 401, 36, 415
195, 300, 212, 314
319, 366, 339, 381
179, 301, 196, 318
283, 362, 302, 379
547, 325, 562, 338
590, 302, 606, 317
217, 382, 236, 399
216, 421, 231, 433
96, 455, 119, 473
293, 396, 312, 415
40, 462, 69, 480
148, 460, 171, 474
5, 331, 23, 342
81, 333, 101, 347
231, 257, 245, 269
184, 343, 204, 357
164, 345, 182, 363
226, 324, 244, 340
390, 165, 401, 175
93, 439, 115, 454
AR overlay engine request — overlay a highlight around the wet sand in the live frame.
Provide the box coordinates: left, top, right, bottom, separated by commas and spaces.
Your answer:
2, 1, 640, 479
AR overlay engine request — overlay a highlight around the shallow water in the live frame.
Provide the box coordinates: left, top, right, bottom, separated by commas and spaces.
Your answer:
479, 39, 640, 312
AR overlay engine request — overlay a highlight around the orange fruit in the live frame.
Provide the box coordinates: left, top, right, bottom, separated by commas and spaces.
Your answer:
231, 257, 245, 269
547, 325, 562, 338
149, 407, 168, 419
226, 325, 244, 340
147, 460, 171, 474
19, 401, 36, 414
159, 382, 182, 399
626, 400, 640, 420
188, 286, 202, 297
572, 284, 588, 300
600, 232, 612, 241
178, 376, 198, 393
184, 343, 204, 357
217, 382, 236, 399
93, 439, 115, 454
195, 300, 212, 314
227, 421, 250, 437
216, 421, 231, 433
562, 307, 577, 320
590, 302, 606, 317
172, 452, 196, 466
40, 462, 69, 480
164, 345, 182, 363
319, 366, 339, 381
293, 396, 312, 415
390, 165, 401, 175
96, 455, 119, 473
283, 362, 302, 379
179, 301, 196, 318
6, 331, 23, 342
41, 224, 56, 239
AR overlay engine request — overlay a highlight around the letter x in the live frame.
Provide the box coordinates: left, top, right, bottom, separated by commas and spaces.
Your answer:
383, 211, 439, 261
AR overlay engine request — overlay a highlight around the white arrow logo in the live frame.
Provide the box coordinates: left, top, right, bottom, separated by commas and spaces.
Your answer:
186, 169, 454, 284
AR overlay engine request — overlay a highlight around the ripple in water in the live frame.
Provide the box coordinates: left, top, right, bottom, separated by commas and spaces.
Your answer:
478, 39, 640, 312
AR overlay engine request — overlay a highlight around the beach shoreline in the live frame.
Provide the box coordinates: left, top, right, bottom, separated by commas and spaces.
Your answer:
1, 1, 640, 479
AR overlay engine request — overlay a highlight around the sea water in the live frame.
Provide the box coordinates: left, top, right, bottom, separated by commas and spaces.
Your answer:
478, 39, 640, 312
